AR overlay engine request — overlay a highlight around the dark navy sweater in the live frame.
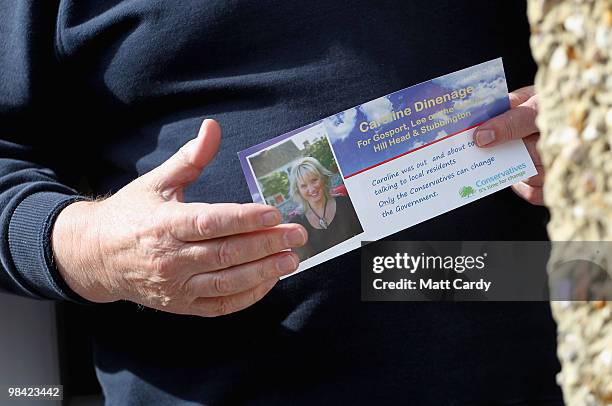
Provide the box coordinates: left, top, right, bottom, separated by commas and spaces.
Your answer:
0, 1, 563, 405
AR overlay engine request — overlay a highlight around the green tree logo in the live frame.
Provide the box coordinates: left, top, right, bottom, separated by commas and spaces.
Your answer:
459, 186, 476, 198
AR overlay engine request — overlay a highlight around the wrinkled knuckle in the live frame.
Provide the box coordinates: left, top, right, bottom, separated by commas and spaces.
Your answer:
213, 298, 232, 317
262, 234, 278, 255
503, 118, 516, 142
255, 260, 268, 282
213, 274, 232, 295
182, 279, 196, 299
196, 211, 216, 239
216, 240, 236, 269
251, 288, 261, 305
234, 205, 250, 231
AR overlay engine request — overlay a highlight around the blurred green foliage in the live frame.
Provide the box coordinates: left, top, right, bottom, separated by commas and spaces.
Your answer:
304, 139, 338, 173
261, 171, 290, 201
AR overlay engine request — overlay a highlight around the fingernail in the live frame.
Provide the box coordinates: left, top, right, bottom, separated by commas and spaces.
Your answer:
284, 228, 306, 247
277, 255, 297, 274
261, 211, 279, 227
476, 129, 496, 146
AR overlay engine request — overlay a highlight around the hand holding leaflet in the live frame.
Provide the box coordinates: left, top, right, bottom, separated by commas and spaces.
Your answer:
238, 58, 537, 277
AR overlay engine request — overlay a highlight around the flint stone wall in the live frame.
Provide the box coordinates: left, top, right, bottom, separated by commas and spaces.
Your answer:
527, 1, 612, 404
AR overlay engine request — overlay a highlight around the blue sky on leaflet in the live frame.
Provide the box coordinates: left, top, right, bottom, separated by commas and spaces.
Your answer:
325, 58, 510, 176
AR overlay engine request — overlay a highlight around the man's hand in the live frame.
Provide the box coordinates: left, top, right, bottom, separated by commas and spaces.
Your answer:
473, 86, 544, 206
52, 119, 307, 317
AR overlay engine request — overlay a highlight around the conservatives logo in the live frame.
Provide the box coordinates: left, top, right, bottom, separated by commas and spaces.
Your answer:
459, 185, 476, 198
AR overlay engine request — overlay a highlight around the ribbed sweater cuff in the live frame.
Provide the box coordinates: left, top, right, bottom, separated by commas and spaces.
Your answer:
8, 192, 90, 303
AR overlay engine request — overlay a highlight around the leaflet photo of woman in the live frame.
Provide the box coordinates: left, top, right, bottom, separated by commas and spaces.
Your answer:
288, 157, 363, 260
247, 131, 363, 261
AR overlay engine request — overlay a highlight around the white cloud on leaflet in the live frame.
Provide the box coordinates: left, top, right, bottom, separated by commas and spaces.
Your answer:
433, 59, 505, 89
291, 124, 328, 150
359, 96, 394, 126
324, 96, 397, 143
323, 108, 357, 143
453, 77, 507, 111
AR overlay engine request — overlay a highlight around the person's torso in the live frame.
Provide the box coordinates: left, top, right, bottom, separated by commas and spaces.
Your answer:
54, 1, 562, 404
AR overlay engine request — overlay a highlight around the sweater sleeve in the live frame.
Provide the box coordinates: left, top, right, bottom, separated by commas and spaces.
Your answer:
0, 0, 87, 302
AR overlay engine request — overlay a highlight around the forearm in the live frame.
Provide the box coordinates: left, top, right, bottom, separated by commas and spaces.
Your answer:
0, 0, 88, 301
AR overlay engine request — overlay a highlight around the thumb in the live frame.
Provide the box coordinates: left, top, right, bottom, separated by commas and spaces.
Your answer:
146, 119, 222, 198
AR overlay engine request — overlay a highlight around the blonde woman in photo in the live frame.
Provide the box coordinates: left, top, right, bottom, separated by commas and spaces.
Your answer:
288, 157, 363, 260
